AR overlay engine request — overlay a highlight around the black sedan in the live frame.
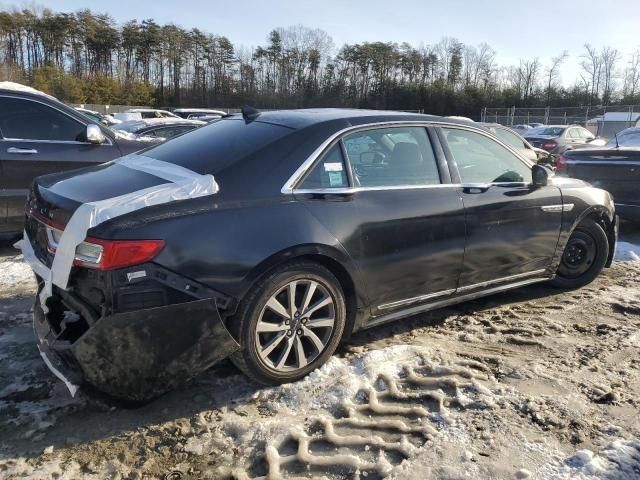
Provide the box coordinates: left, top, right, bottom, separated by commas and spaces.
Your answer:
557, 127, 640, 221
24, 109, 617, 400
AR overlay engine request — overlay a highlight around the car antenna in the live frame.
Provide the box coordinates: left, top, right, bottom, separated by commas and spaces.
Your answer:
241, 105, 260, 123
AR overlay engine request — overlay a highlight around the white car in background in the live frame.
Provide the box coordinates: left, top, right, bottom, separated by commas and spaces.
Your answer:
113, 108, 180, 122
173, 108, 227, 119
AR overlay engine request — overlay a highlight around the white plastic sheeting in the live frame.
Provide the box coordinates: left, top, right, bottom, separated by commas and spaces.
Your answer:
17, 154, 219, 306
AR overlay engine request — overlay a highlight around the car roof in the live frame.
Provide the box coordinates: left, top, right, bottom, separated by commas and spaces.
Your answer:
225, 108, 470, 130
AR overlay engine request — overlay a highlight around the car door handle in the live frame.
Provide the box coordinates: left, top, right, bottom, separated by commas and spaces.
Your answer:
461, 183, 491, 193
7, 147, 38, 155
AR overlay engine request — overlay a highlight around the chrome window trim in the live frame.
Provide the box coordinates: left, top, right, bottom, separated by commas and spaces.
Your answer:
0, 93, 113, 146
281, 120, 534, 195
293, 184, 461, 195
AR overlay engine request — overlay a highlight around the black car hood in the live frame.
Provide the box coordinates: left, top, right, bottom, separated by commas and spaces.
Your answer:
550, 176, 589, 188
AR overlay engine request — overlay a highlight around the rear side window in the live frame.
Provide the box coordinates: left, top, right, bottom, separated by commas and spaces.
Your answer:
491, 127, 525, 150
299, 144, 349, 189
342, 127, 440, 187
0, 96, 85, 141
442, 127, 531, 183
567, 128, 580, 139
142, 118, 292, 174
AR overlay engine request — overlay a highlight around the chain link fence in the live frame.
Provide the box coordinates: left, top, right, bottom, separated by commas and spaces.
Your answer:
480, 105, 640, 137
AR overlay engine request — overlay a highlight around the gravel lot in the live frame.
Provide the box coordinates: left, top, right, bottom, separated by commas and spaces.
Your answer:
1, 224, 639, 479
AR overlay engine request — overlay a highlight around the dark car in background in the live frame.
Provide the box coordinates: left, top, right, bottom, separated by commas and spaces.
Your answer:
112, 118, 206, 139
25, 109, 617, 401
557, 127, 640, 221
524, 125, 604, 154
0, 83, 161, 241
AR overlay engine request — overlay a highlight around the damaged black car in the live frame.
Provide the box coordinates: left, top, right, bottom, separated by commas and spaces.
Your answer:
24, 109, 618, 401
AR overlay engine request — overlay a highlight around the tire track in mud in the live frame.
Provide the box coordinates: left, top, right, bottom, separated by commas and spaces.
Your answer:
218, 356, 496, 479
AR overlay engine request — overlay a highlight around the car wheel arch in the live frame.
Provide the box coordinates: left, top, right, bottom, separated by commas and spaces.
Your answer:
239, 245, 366, 339
571, 206, 616, 267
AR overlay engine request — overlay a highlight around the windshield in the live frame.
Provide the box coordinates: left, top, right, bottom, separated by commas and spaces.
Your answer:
141, 118, 293, 174
538, 127, 565, 136
605, 129, 640, 148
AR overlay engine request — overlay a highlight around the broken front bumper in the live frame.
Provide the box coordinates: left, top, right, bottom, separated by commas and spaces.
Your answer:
34, 295, 239, 401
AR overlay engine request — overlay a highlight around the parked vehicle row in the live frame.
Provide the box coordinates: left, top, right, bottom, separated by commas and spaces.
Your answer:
25, 108, 617, 400
556, 127, 640, 221
111, 118, 206, 139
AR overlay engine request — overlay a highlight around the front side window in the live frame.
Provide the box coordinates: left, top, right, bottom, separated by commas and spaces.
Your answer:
442, 127, 531, 184
299, 144, 348, 189
342, 127, 440, 187
567, 128, 580, 139
0, 96, 85, 141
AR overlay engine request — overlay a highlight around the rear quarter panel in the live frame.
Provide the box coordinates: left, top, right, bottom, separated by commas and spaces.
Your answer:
92, 197, 369, 309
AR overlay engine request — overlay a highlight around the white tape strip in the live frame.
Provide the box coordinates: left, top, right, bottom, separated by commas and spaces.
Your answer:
39, 346, 79, 397
19, 155, 219, 305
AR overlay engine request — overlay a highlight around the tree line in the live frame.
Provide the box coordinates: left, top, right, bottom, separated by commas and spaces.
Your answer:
1, 7, 640, 116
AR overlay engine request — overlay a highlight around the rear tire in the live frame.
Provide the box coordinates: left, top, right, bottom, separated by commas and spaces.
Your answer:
230, 261, 346, 385
551, 218, 608, 289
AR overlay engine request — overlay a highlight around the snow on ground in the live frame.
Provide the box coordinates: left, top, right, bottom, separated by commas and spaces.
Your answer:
1, 234, 639, 479
615, 241, 640, 262
0, 255, 36, 290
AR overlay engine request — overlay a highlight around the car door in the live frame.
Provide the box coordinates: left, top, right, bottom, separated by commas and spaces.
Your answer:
438, 126, 563, 289
0, 95, 120, 233
293, 125, 466, 318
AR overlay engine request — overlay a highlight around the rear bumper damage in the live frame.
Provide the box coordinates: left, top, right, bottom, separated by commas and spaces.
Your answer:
34, 289, 239, 402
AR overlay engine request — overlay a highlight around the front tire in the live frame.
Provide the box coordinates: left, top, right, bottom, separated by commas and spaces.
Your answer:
230, 261, 346, 385
551, 218, 609, 289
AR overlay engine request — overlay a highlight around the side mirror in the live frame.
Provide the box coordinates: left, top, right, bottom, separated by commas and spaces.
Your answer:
86, 124, 106, 144
532, 164, 552, 187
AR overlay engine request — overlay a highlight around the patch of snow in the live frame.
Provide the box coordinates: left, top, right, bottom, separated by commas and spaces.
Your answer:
0, 256, 35, 289
540, 438, 640, 479
615, 241, 640, 262
0, 82, 56, 100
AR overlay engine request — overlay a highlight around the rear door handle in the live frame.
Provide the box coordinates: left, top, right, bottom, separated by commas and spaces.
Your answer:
7, 147, 38, 155
461, 183, 491, 193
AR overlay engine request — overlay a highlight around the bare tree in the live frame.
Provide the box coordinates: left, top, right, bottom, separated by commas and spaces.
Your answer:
581, 44, 602, 104
545, 50, 568, 105
600, 46, 619, 105
622, 49, 640, 98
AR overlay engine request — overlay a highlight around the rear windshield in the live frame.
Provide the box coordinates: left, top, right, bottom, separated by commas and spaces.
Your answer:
606, 129, 640, 147
538, 127, 565, 136
141, 118, 293, 174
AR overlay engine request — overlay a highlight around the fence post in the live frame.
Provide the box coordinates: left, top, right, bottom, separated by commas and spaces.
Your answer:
584, 106, 589, 127
544, 106, 550, 125
563, 112, 567, 124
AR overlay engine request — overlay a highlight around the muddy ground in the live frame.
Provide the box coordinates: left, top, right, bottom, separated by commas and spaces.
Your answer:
1, 225, 639, 480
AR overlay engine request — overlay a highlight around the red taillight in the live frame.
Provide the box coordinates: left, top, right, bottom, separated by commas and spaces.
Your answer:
542, 140, 557, 151
76, 238, 165, 270
555, 155, 568, 172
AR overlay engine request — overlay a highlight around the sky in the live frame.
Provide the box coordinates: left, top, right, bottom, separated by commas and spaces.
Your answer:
4, 0, 640, 86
